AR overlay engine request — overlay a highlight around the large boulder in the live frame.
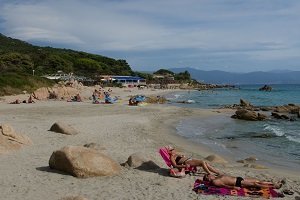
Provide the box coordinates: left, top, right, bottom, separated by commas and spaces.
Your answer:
271, 112, 289, 120
240, 99, 252, 107
50, 122, 79, 135
237, 156, 258, 164
122, 152, 160, 170
0, 124, 32, 154
32, 85, 81, 100
272, 104, 300, 113
50, 86, 79, 100
49, 146, 121, 178
205, 154, 227, 164
32, 87, 50, 100
231, 109, 267, 121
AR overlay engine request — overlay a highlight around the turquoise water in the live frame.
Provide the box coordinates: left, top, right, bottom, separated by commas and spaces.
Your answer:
166, 84, 300, 171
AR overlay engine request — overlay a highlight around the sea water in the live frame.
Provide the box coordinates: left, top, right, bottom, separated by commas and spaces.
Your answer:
166, 84, 300, 171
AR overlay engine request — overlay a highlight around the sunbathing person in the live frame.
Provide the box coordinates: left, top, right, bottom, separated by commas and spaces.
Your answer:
167, 146, 221, 175
75, 94, 82, 102
27, 95, 35, 103
129, 97, 138, 106
104, 92, 118, 104
9, 99, 21, 104
69, 94, 82, 102
203, 173, 283, 190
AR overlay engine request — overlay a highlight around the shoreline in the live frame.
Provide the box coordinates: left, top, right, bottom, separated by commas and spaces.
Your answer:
0, 87, 299, 199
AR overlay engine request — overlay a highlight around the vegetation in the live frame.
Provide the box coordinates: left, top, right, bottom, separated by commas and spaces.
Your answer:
0, 33, 134, 76
0, 72, 54, 96
153, 69, 174, 75
0, 33, 134, 95
0, 33, 193, 95
153, 69, 191, 81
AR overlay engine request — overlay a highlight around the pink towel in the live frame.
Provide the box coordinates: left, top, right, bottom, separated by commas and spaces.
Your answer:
193, 179, 283, 198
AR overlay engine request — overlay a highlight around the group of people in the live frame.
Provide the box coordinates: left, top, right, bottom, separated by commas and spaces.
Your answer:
167, 146, 283, 190
9, 95, 35, 104
68, 94, 82, 102
128, 95, 146, 106
92, 88, 117, 104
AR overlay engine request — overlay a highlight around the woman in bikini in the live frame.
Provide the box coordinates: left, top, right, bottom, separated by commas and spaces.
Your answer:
168, 146, 221, 175
203, 173, 284, 190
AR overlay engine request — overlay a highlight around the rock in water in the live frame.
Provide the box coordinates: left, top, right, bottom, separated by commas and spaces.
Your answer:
231, 109, 267, 121
259, 85, 272, 91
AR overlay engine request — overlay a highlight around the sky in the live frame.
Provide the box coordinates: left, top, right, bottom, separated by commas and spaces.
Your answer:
0, 0, 300, 72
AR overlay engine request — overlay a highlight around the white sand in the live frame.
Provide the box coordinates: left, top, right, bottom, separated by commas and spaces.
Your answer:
0, 87, 299, 200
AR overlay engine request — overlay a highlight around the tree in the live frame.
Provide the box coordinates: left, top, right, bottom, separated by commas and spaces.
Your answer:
0, 52, 33, 73
74, 58, 103, 76
154, 69, 174, 75
175, 70, 191, 80
43, 54, 73, 73
134, 71, 153, 80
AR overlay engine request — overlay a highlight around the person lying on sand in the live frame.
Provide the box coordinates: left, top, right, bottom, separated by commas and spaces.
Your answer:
203, 173, 284, 190
167, 146, 221, 175
9, 99, 21, 104
128, 97, 138, 106
69, 94, 82, 102
27, 95, 35, 103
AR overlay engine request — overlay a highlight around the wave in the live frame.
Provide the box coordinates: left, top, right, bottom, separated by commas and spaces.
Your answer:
286, 135, 300, 144
263, 124, 300, 143
263, 124, 285, 137
166, 93, 183, 100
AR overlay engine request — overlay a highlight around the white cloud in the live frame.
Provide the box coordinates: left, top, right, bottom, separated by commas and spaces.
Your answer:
0, 0, 300, 71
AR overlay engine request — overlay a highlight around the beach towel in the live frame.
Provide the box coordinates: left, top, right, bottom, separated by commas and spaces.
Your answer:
193, 179, 283, 199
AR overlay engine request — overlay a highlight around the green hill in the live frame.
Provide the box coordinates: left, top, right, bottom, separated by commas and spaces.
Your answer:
0, 33, 134, 95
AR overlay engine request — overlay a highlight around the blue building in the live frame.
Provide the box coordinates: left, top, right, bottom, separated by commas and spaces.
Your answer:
100, 75, 146, 87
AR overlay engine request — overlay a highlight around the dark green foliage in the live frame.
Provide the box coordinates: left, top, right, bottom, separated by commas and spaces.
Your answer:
0, 72, 54, 96
43, 54, 73, 73
134, 71, 154, 80
0, 33, 134, 95
174, 70, 191, 81
0, 52, 34, 73
0, 33, 134, 77
153, 69, 174, 75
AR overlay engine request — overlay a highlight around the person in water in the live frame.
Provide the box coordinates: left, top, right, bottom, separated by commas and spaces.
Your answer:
167, 146, 221, 175
203, 173, 283, 190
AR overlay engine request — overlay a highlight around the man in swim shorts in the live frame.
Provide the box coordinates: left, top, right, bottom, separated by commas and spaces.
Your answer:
203, 174, 283, 190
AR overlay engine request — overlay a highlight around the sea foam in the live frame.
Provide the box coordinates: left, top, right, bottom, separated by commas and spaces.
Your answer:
263, 124, 285, 137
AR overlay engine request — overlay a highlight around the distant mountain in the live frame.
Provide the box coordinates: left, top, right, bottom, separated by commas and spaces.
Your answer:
169, 67, 300, 84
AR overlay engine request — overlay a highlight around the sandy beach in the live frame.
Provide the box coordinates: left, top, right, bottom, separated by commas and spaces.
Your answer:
0, 87, 299, 200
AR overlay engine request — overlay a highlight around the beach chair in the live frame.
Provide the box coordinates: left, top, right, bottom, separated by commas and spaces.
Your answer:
158, 146, 197, 178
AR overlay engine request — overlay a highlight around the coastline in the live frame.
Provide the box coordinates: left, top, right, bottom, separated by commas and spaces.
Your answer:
0, 87, 299, 200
